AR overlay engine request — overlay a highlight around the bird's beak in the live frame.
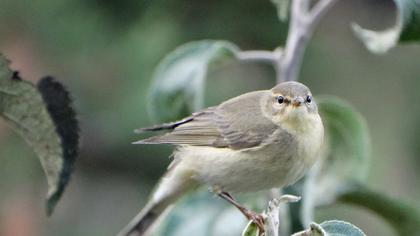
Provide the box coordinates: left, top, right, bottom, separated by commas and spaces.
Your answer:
292, 97, 304, 107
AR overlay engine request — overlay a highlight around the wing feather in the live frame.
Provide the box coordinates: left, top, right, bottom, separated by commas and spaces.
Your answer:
134, 91, 279, 150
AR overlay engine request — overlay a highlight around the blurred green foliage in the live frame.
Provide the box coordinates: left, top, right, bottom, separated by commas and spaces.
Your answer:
353, 0, 420, 53
293, 220, 366, 236
0, 0, 419, 236
338, 183, 420, 235
148, 40, 238, 122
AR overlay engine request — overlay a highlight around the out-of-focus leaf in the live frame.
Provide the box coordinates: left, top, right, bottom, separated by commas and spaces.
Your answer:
352, 0, 420, 54
151, 191, 247, 236
297, 96, 370, 227
313, 96, 370, 204
271, 0, 290, 22
0, 55, 79, 215
293, 221, 365, 236
338, 183, 420, 236
319, 221, 366, 236
148, 40, 239, 122
242, 221, 262, 236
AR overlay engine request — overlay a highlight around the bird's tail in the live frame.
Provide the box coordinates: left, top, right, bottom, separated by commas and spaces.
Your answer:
117, 162, 196, 236
116, 200, 169, 236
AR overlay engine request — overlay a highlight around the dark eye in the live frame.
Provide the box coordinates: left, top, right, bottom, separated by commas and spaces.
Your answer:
306, 95, 312, 103
277, 96, 284, 104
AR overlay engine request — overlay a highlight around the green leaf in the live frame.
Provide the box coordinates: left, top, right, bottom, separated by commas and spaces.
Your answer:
297, 97, 371, 227
293, 221, 366, 236
148, 40, 239, 122
338, 183, 420, 236
352, 0, 420, 54
314, 96, 371, 203
319, 221, 366, 236
0, 55, 79, 215
241, 221, 261, 236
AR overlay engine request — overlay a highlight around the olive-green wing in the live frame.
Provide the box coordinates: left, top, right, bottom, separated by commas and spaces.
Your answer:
134, 107, 225, 147
134, 91, 279, 150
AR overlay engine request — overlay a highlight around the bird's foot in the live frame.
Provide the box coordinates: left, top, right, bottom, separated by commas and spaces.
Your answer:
216, 191, 266, 232
244, 210, 265, 232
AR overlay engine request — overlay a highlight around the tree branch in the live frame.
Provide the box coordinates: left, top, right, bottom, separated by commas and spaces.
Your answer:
265, 195, 301, 236
236, 0, 337, 83
310, 0, 338, 24
277, 0, 338, 83
236, 50, 281, 63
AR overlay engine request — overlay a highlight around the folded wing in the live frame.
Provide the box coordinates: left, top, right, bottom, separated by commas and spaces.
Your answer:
135, 91, 279, 150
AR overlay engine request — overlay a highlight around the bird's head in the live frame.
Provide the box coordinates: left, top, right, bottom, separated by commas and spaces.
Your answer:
264, 81, 318, 130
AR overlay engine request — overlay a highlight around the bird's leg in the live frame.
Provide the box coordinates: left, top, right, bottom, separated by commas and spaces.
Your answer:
217, 191, 265, 232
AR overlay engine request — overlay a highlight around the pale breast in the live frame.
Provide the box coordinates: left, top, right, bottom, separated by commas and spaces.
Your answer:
175, 145, 296, 192
281, 113, 324, 185
174, 133, 297, 192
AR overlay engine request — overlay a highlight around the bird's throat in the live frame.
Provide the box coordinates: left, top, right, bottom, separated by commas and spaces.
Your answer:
280, 109, 318, 134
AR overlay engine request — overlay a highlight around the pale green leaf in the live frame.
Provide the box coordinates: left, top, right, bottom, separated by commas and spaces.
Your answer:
0, 55, 79, 215
293, 221, 366, 236
352, 0, 420, 54
313, 96, 371, 204
148, 40, 239, 122
319, 220, 366, 236
241, 221, 261, 236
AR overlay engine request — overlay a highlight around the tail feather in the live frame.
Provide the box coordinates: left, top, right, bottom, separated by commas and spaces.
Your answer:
117, 161, 195, 236
134, 117, 193, 133
131, 210, 157, 235
117, 202, 168, 236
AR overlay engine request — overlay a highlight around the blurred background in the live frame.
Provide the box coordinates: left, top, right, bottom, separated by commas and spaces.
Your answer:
0, 0, 419, 235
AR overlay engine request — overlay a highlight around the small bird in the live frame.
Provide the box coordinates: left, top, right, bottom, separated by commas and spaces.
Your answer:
118, 81, 324, 236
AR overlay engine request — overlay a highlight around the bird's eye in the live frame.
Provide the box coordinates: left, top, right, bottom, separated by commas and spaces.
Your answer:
306, 95, 312, 103
277, 96, 284, 104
